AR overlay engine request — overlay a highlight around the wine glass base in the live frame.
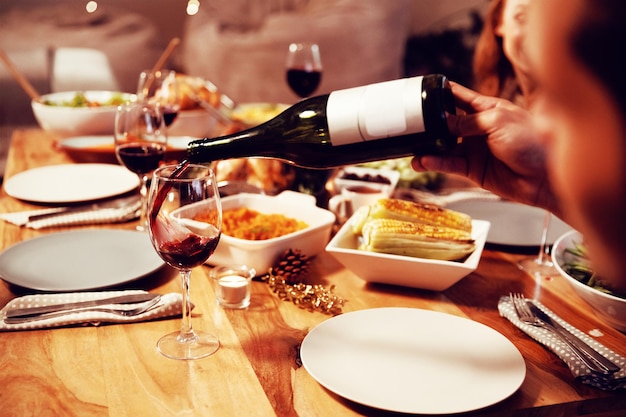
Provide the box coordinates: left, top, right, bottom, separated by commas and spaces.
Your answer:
518, 258, 558, 277
157, 330, 219, 360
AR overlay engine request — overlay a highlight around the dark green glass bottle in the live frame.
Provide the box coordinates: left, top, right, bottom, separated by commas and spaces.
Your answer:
187, 74, 456, 169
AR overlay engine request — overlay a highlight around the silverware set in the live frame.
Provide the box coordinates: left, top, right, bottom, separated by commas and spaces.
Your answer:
3, 293, 162, 324
510, 292, 620, 375
0, 194, 141, 227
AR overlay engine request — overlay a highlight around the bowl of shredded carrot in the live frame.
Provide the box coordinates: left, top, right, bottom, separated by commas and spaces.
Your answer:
204, 191, 335, 274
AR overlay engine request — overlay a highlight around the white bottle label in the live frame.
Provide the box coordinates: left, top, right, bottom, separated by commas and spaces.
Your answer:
326, 76, 425, 146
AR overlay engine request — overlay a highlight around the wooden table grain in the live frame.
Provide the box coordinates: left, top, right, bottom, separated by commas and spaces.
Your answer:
0, 129, 624, 417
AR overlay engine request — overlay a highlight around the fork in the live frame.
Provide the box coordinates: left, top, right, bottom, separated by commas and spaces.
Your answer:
509, 292, 617, 375
4, 295, 162, 324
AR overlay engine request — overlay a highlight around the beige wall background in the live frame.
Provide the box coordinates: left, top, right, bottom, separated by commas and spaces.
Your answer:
0, 0, 487, 48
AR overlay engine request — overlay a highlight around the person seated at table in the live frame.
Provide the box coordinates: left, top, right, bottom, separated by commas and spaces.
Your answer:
412, 0, 626, 292
472, 0, 534, 107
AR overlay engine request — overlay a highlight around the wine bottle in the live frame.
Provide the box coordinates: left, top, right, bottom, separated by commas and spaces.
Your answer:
187, 74, 456, 169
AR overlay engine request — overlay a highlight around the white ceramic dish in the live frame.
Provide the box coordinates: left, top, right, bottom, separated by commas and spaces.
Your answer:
552, 230, 626, 331
229, 102, 289, 126
208, 191, 336, 274
0, 230, 164, 291
57, 135, 194, 164
333, 166, 400, 195
56, 135, 117, 164
32, 91, 134, 136
326, 216, 490, 291
300, 307, 526, 414
4, 163, 140, 203
168, 109, 220, 137
446, 199, 572, 247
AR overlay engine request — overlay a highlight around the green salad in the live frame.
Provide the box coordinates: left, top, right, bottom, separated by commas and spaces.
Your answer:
358, 157, 444, 190
563, 240, 624, 298
44, 92, 126, 108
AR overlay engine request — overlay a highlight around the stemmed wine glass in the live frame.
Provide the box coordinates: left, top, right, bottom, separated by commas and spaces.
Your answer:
286, 42, 322, 99
147, 163, 222, 360
114, 102, 168, 231
518, 210, 559, 277
137, 69, 180, 127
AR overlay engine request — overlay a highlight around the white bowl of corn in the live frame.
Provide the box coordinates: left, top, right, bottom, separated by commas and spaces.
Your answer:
326, 198, 490, 291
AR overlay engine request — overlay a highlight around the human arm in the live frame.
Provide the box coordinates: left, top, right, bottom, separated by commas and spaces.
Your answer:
412, 82, 562, 216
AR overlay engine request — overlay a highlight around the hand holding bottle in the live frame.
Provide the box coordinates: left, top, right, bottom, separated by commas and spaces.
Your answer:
412, 82, 560, 216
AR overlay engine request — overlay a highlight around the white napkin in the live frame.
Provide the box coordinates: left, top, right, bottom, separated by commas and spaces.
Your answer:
498, 295, 626, 390
0, 290, 185, 331
0, 202, 139, 229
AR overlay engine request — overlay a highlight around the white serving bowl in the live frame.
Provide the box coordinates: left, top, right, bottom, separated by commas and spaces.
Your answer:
333, 166, 401, 195
552, 229, 626, 331
326, 215, 490, 291
168, 109, 220, 138
208, 191, 336, 274
229, 102, 289, 126
32, 90, 134, 136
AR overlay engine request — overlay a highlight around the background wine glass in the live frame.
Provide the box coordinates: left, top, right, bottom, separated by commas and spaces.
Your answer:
286, 42, 322, 99
518, 211, 558, 277
147, 164, 222, 360
137, 69, 180, 127
114, 102, 168, 231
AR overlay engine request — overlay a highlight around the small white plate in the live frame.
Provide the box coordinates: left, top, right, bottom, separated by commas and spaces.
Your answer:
4, 163, 140, 203
0, 230, 164, 291
57, 135, 113, 151
57, 135, 192, 152
447, 200, 572, 247
300, 308, 526, 414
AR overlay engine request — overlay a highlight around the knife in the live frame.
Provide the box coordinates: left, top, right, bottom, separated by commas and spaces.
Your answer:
5, 293, 159, 319
27, 194, 140, 223
527, 301, 621, 374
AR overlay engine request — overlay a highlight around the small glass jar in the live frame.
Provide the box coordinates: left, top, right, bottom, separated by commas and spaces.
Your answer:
210, 264, 255, 309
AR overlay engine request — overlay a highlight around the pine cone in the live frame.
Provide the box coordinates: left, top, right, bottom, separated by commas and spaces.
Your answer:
272, 249, 310, 285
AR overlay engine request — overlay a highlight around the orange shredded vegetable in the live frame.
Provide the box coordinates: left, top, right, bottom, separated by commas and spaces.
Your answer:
196, 207, 308, 240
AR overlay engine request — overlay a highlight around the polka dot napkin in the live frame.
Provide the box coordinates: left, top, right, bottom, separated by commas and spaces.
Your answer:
499, 295, 626, 390
0, 290, 185, 331
0, 201, 140, 229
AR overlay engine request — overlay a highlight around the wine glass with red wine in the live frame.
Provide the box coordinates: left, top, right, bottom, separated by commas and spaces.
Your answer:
147, 163, 222, 360
286, 42, 322, 99
114, 102, 168, 231
137, 69, 180, 127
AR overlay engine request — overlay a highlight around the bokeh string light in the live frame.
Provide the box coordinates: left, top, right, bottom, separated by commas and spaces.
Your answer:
186, 0, 200, 16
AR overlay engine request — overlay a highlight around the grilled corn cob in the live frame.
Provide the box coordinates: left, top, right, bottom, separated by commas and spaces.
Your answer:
358, 218, 475, 260
351, 198, 472, 235
349, 198, 475, 261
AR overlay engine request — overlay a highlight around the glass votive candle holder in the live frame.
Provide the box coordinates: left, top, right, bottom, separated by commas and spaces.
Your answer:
210, 264, 255, 309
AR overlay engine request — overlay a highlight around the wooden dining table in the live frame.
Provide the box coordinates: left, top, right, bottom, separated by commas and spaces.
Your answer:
0, 128, 624, 417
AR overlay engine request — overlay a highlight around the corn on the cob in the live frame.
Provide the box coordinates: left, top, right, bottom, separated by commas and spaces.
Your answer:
358, 218, 475, 261
351, 198, 472, 235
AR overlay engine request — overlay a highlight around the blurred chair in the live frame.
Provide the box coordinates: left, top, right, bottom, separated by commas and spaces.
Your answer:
51, 47, 120, 93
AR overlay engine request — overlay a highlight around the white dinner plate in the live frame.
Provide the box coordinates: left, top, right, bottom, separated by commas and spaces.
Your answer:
57, 135, 192, 152
4, 163, 140, 203
57, 135, 113, 150
0, 230, 164, 291
300, 308, 526, 414
447, 199, 572, 247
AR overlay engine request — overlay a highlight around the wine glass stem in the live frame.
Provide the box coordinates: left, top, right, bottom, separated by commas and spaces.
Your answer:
178, 268, 196, 342
137, 174, 149, 231
536, 211, 551, 264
